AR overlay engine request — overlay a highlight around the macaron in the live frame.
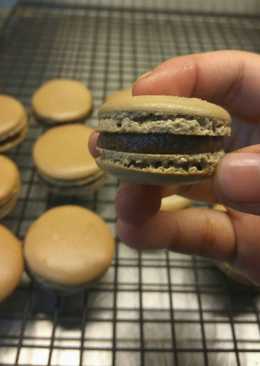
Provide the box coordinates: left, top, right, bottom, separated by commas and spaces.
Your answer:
33, 124, 105, 195
0, 225, 24, 301
0, 155, 21, 219
106, 87, 132, 102
97, 95, 231, 185
160, 194, 192, 211
32, 79, 92, 125
0, 95, 28, 152
24, 205, 115, 293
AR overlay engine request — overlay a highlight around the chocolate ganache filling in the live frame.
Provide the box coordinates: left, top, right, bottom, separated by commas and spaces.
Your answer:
98, 133, 224, 154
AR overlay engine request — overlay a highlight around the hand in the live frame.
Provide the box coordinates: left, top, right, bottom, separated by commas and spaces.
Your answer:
90, 50, 260, 285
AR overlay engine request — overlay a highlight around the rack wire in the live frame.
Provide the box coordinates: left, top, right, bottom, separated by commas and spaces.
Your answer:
0, 1, 260, 366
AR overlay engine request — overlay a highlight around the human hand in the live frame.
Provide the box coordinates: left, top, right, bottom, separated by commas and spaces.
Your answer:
90, 50, 260, 285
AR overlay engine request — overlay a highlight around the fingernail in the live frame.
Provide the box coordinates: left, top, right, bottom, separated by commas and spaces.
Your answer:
216, 153, 260, 203
137, 70, 153, 80
88, 131, 100, 158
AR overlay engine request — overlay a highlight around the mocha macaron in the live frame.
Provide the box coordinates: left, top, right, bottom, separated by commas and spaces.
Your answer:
24, 205, 115, 293
33, 124, 105, 195
0, 155, 21, 219
160, 195, 192, 211
0, 225, 24, 301
0, 95, 28, 152
32, 79, 92, 125
96, 95, 231, 185
106, 87, 132, 102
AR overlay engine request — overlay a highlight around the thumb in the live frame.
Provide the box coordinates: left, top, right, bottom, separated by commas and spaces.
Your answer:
214, 145, 260, 215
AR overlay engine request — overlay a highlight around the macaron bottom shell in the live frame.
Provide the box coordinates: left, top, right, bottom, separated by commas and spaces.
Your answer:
37, 171, 106, 196
0, 119, 28, 152
96, 150, 224, 185
33, 113, 91, 126
25, 263, 110, 295
0, 226, 24, 302
0, 193, 19, 220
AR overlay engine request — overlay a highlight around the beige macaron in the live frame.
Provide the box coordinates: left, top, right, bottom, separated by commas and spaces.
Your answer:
160, 195, 192, 211
24, 205, 115, 293
33, 124, 105, 195
97, 95, 231, 185
0, 95, 28, 152
106, 87, 132, 103
32, 79, 92, 125
0, 155, 21, 219
0, 225, 24, 301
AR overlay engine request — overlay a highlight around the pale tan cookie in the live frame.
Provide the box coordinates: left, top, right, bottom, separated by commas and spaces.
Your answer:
24, 205, 115, 292
0, 95, 28, 152
97, 95, 231, 185
106, 87, 132, 102
0, 225, 24, 301
160, 195, 192, 211
33, 124, 105, 195
32, 79, 92, 124
0, 155, 21, 219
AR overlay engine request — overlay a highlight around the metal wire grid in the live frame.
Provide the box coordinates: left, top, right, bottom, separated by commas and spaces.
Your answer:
0, 2, 260, 366
20, 0, 260, 16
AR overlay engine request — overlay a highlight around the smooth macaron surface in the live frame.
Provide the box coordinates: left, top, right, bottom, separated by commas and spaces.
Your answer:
0, 225, 24, 301
0, 155, 20, 206
33, 124, 101, 181
0, 95, 28, 151
106, 87, 132, 103
32, 79, 92, 123
24, 205, 115, 287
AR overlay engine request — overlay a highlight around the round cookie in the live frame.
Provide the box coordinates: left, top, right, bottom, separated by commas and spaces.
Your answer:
33, 124, 105, 195
97, 95, 231, 185
24, 205, 115, 293
0, 95, 28, 152
160, 195, 192, 212
106, 87, 132, 103
32, 79, 92, 125
0, 155, 21, 219
0, 225, 24, 301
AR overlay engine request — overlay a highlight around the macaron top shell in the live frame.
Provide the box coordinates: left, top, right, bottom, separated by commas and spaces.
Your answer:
0, 225, 23, 301
0, 155, 20, 204
33, 124, 101, 180
106, 87, 132, 102
0, 95, 27, 137
24, 205, 115, 286
99, 95, 230, 121
32, 79, 92, 122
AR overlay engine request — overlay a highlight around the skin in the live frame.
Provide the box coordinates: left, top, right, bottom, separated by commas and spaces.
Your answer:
90, 50, 260, 285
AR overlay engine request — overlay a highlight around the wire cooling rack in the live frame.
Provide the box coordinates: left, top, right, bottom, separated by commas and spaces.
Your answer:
1, 2, 260, 366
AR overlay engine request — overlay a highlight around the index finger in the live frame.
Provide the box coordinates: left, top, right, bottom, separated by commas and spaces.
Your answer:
133, 50, 260, 122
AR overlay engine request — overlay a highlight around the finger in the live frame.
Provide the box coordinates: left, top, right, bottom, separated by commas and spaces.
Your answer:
89, 131, 100, 157
116, 145, 260, 224
214, 145, 260, 215
162, 147, 260, 215
118, 206, 260, 284
133, 50, 260, 122
116, 184, 162, 223
117, 207, 235, 262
